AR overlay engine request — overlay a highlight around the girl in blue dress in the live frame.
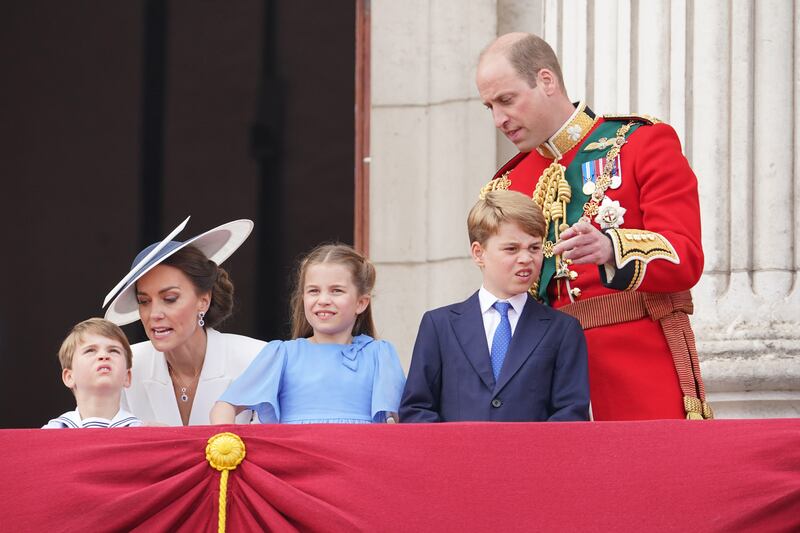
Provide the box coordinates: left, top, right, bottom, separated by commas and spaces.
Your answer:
210, 244, 406, 424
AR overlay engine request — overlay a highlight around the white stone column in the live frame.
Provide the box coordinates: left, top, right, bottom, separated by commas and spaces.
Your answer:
591, 1, 627, 114
693, 0, 800, 418
370, 0, 496, 367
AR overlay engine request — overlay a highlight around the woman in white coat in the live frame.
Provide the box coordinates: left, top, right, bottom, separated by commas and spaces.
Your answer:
104, 218, 265, 426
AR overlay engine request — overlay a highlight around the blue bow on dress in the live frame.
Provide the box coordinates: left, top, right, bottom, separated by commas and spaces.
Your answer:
341, 334, 374, 371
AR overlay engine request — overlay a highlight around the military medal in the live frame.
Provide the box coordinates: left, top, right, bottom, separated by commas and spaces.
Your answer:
581, 159, 600, 195
594, 196, 627, 229
610, 155, 622, 189
582, 155, 623, 196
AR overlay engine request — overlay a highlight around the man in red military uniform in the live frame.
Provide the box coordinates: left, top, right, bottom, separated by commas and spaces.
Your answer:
476, 32, 712, 420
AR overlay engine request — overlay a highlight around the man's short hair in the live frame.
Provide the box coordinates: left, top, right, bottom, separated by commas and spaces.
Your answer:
507, 34, 566, 91
58, 318, 133, 370
468, 190, 546, 245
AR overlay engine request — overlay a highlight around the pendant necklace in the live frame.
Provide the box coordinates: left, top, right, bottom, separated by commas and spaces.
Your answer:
167, 362, 200, 403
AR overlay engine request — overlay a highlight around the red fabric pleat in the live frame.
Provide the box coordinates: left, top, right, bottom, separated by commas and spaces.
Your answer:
3, 421, 799, 532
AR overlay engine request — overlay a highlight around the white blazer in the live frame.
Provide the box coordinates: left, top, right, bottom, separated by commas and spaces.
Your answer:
122, 328, 266, 426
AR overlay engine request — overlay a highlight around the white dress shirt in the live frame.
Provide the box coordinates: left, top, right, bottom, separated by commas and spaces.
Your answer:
478, 286, 529, 352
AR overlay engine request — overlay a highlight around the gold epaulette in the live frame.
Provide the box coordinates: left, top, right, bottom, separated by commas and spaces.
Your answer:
602, 113, 662, 125
478, 172, 511, 199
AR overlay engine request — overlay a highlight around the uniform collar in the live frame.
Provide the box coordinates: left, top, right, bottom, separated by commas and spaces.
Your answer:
536, 101, 597, 160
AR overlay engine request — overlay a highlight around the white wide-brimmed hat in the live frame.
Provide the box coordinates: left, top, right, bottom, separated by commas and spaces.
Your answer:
103, 217, 254, 326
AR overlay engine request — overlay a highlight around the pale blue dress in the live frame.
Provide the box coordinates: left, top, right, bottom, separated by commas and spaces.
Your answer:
219, 335, 406, 424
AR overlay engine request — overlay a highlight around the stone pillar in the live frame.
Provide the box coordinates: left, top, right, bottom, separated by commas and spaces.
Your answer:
369, 0, 497, 366
690, 0, 800, 418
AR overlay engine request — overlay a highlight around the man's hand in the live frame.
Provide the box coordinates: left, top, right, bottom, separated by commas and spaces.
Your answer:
552, 221, 614, 265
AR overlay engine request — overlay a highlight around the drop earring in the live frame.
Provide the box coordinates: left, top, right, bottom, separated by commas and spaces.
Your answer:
198, 311, 206, 327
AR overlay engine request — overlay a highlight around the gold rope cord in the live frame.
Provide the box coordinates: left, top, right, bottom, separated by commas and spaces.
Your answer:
532, 160, 567, 258
206, 432, 247, 533
531, 160, 571, 298
478, 171, 511, 199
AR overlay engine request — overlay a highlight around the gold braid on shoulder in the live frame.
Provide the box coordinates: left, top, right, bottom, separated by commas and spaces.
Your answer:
478, 171, 511, 199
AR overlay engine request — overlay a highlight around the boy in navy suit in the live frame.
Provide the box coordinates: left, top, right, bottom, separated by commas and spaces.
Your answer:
400, 190, 589, 422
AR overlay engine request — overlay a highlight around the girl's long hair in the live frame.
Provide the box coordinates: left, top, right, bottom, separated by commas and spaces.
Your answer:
290, 243, 376, 339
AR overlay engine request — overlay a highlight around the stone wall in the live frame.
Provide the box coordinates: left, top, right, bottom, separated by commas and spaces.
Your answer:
369, 0, 496, 362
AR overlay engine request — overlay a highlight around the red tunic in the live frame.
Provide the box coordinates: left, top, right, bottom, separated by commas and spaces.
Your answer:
496, 116, 704, 420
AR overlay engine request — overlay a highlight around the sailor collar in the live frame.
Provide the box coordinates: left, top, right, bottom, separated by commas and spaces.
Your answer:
536, 101, 597, 160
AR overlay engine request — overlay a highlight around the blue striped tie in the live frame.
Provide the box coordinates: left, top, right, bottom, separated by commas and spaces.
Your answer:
491, 301, 512, 379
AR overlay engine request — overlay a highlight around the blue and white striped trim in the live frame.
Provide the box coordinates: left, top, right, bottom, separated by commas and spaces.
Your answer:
109, 416, 141, 428
54, 416, 80, 428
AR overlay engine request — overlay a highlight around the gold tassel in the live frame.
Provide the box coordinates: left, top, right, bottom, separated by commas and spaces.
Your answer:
683, 396, 705, 420
206, 432, 247, 533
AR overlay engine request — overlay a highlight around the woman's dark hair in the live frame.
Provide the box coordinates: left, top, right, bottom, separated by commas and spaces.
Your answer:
162, 245, 234, 329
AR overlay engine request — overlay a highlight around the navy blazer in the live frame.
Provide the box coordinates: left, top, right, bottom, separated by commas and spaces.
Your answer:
399, 292, 589, 422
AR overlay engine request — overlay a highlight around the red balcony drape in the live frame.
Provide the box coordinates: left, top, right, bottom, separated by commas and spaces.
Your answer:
2, 419, 798, 532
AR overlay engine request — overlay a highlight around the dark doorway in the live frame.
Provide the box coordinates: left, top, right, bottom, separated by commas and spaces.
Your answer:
0, 1, 355, 428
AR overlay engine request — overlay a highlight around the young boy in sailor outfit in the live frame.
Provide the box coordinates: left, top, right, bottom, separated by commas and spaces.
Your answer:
43, 318, 143, 428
